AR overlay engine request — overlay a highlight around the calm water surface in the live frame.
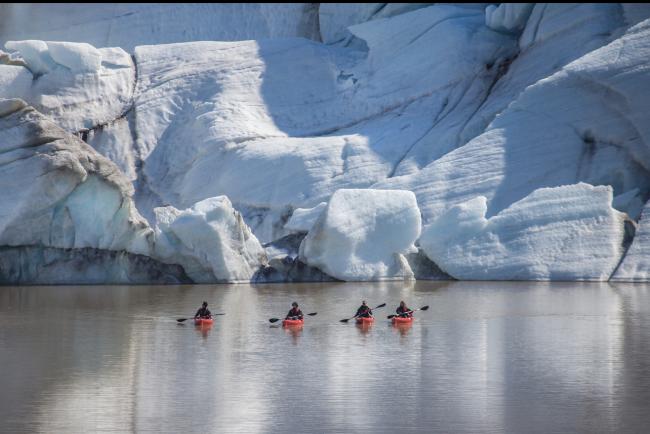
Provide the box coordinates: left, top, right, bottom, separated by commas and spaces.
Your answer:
1, 281, 649, 433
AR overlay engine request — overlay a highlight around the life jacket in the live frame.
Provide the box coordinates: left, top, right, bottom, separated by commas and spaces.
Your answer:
287, 307, 303, 318
397, 306, 411, 316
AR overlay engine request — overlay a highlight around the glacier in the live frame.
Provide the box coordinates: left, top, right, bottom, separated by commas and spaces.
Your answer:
1, 3, 650, 284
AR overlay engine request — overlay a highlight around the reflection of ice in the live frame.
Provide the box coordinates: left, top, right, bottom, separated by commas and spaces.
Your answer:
3, 281, 649, 433
35, 321, 138, 432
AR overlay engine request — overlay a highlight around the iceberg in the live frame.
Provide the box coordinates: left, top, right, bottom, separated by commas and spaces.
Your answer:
153, 196, 267, 283
299, 189, 421, 281
419, 184, 627, 281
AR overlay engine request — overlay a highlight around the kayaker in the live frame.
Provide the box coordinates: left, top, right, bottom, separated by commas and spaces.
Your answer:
286, 302, 303, 320
355, 300, 373, 318
396, 301, 413, 318
194, 301, 212, 319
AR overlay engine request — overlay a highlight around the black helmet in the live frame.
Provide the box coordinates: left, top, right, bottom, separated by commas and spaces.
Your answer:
202, 301, 208, 307
292, 301, 298, 307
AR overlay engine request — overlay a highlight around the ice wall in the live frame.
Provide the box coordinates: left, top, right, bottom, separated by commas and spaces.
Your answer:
3, 4, 650, 283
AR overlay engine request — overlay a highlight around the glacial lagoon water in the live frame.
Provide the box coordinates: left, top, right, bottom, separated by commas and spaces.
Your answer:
1, 281, 649, 433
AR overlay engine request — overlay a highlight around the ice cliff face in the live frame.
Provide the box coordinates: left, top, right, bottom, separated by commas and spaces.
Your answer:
2, 3, 650, 284
0, 98, 265, 284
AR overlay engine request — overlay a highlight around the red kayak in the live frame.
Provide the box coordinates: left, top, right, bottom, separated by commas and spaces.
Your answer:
391, 316, 413, 324
194, 317, 214, 326
282, 318, 304, 327
356, 316, 374, 325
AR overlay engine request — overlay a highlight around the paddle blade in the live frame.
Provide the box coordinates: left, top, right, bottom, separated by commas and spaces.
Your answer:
387, 314, 396, 319
307, 312, 318, 316
176, 318, 189, 322
375, 303, 386, 309
269, 318, 280, 323
340, 318, 350, 323
420, 305, 430, 311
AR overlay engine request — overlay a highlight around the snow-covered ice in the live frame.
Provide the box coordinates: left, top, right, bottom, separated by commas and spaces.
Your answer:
2, 41, 134, 132
377, 17, 650, 226
299, 189, 421, 281
86, 116, 137, 181
133, 5, 513, 243
153, 196, 267, 283
612, 200, 650, 281
46, 41, 102, 72
420, 184, 627, 281
485, 3, 534, 34
0, 4, 320, 52
284, 203, 327, 233
2, 4, 650, 283
0, 99, 152, 256
4, 40, 55, 75
318, 3, 430, 44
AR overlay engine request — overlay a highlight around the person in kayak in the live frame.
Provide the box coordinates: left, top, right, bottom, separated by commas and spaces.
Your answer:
194, 301, 212, 319
356, 300, 373, 318
396, 301, 413, 318
286, 302, 303, 320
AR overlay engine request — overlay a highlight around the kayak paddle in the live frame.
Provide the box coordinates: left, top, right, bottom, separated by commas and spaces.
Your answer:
387, 305, 429, 319
269, 312, 317, 323
177, 313, 225, 323
340, 303, 386, 323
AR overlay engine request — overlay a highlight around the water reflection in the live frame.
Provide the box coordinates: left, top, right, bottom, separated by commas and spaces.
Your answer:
392, 321, 413, 338
1, 281, 650, 433
356, 321, 373, 336
282, 324, 303, 344
194, 322, 213, 338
